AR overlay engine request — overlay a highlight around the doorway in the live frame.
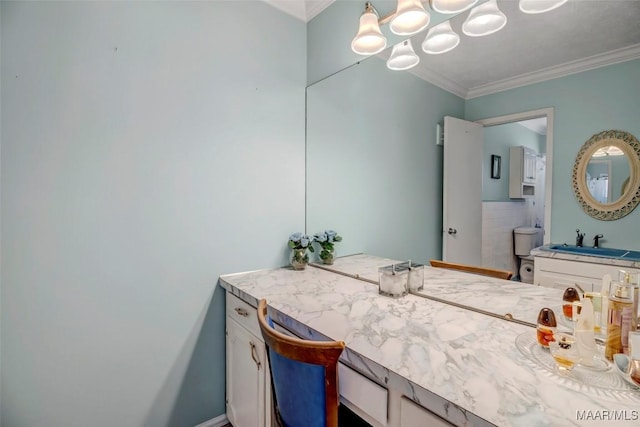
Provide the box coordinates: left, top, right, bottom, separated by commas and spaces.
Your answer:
478, 108, 553, 276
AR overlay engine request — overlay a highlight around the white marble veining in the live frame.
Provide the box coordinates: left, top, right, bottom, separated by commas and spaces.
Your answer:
314, 254, 564, 326
220, 258, 640, 427
532, 245, 640, 269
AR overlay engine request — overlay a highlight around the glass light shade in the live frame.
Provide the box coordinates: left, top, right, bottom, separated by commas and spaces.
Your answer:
390, 0, 431, 36
593, 145, 625, 157
519, 0, 568, 14
430, 0, 478, 14
351, 10, 387, 55
422, 21, 460, 54
462, 0, 507, 37
386, 40, 420, 70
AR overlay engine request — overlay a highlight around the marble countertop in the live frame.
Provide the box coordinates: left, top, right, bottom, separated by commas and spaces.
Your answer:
220, 256, 640, 427
532, 245, 640, 269
313, 254, 565, 326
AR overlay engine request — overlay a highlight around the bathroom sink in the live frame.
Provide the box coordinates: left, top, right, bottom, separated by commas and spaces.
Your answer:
547, 244, 640, 261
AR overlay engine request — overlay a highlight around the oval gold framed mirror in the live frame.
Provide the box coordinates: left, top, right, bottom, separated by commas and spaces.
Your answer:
572, 130, 640, 220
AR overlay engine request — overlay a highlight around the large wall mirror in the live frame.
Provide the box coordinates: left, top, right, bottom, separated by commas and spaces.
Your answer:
306, 1, 640, 271
572, 130, 640, 221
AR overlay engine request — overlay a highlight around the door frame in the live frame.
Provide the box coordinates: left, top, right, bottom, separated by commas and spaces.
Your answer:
475, 107, 554, 245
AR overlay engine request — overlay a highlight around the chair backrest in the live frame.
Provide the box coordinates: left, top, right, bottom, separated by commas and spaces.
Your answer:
257, 299, 345, 427
429, 259, 513, 280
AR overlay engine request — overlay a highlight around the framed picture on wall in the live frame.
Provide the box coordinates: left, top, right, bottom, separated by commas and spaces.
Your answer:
491, 155, 501, 179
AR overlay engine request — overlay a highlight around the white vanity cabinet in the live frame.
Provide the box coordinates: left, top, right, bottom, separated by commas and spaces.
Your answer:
400, 397, 454, 427
509, 146, 536, 198
225, 291, 453, 427
226, 293, 270, 427
534, 257, 640, 291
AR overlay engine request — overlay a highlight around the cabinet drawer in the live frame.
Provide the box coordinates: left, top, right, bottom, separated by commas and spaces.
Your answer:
400, 397, 453, 427
339, 363, 388, 426
536, 257, 638, 280
227, 293, 261, 338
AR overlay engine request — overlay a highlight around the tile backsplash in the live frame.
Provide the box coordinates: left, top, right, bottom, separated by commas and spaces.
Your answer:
482, 201, 537, 274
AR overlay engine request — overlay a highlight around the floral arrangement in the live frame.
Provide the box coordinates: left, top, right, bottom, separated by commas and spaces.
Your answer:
288, 232, 314, 268
313, 230, 342, 263
288, 232, 314, 252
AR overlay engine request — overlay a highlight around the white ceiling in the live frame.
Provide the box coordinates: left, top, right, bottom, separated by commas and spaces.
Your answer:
517, 118, 547, 135
266, 0, 640, 100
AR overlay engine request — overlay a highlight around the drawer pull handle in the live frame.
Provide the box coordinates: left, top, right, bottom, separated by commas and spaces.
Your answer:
250, 342, 261, 370
234, 307, 249, 317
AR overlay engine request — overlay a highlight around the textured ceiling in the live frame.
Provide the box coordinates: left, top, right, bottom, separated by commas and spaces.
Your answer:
401, 0, 640, 97
267, 1, 640, 98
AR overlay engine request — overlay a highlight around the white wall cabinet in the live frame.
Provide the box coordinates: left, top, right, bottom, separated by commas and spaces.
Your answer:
509, 146, 536, 198
534, 257, 640, 291
226, 293, 270, 427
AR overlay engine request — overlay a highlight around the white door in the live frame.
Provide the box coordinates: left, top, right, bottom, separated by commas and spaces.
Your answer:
443, 116, 483, 265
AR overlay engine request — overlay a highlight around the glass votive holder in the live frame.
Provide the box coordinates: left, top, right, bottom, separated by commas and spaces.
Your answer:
549, 333, 579, 371
378, 264, 409, 298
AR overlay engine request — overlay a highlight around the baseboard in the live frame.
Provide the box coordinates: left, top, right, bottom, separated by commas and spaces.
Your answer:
194, 413, 229, 427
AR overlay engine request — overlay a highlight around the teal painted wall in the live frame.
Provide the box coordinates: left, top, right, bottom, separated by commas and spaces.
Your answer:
1, 1, 305, 426
466, 60, 640, 250
307, 56, 465, 261
483, 123, 544, 201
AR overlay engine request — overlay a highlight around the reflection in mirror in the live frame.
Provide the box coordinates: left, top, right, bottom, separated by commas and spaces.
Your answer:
573, 130, 640, 221
585, 149, 630, 204
307, 0, 640, 322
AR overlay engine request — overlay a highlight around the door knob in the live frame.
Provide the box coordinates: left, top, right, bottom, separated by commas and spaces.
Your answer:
448, 228, 457, 235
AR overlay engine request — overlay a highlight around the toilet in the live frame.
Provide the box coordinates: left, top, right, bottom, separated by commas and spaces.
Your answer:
514, 227, 541, 284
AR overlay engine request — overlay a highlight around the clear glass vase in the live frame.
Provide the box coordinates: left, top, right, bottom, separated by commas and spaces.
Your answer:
290, 248, 309, 270
319, 245, 335, 265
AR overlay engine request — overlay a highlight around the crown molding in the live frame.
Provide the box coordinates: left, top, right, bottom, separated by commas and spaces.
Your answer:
306, 0, 336, 21
263, 0, 335, 22
408, 65, 469, 99
466, 43, 640, 99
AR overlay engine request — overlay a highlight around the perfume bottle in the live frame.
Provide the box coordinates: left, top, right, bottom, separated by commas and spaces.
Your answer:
619, 270, 639, 331
562, 287, 581, 321
536, 307, 557, 348
605, 281, 635, 361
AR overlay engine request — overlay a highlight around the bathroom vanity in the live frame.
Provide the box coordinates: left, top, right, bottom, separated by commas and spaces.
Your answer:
532, 245, 640, 291
221, 254, 639, 427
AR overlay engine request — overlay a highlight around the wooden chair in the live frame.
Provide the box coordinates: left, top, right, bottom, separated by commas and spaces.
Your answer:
257, 299, 346, 427
429, 259, 513, 280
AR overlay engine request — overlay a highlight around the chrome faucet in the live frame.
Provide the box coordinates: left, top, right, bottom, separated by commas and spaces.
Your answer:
593, 234, 604, 248
576, 229, 585, 247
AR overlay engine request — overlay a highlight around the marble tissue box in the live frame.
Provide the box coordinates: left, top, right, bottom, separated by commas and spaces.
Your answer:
406, 262, 424, 292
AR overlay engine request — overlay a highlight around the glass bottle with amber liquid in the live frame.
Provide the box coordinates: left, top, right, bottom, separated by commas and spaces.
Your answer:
537, 307, 557, 348
562, 287, 581, 322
